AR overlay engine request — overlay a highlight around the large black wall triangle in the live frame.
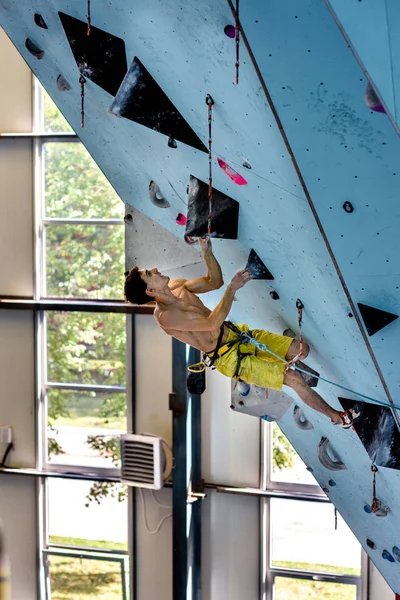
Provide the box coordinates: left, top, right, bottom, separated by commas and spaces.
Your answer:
245, 249, 274, 280
357, 303, 398, 336
108, 57, 207, 153
338, 397, 400, 470
184, 175, 239, 239
59, 12, 128, 97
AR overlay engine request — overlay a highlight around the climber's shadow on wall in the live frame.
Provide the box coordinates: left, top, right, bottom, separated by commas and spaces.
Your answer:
340, 398, 400, 470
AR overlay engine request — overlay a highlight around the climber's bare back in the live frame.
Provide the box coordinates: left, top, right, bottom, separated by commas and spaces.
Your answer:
154, 280, 227, 352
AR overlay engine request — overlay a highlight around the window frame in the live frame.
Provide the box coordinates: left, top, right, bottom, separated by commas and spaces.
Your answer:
32, 77, 134, 599
260, 420, 367, 600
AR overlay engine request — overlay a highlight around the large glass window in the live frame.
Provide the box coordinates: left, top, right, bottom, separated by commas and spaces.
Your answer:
34, 85, 131, 599
270, 499, 361, 576
273, 576, 357, 600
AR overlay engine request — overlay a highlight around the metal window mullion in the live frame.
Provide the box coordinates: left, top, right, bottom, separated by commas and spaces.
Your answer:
270, 567, 360, 585
43, 218, 125, 226
45, 382, 126, 394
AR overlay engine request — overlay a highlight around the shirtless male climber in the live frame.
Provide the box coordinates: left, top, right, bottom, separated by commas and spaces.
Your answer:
124, 237, 356, 427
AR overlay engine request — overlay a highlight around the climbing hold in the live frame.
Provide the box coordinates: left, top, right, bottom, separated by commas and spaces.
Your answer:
217, 158, 247, 185
34, 13, 48, 29
261, 415, 276, 422
148, 181, 170, 209
392, 547, 400, 562
25, 38, 44, 59
328, 479, 336, 487
56, 74, 72, 92
317, 437, 347, 471
242, 160, 251, 169
245, 249, 274, 280
364, 500, 390, 518
365, 82, 386, 114
382, 550, 395, 563
184, 175, 239, 241
224, 25, 236, 38
366, 539, 376, 550
270, 291, 280, 300
357, 303, 398, 337
237, 381, 251, 397
59, 12, 128, 97
293, 405, 314, 430
306, 466, 314, 473
343, 201, 354, 213
168, 137, 178, 148
108, 57, 207, 153
176, 213, 187, 226
322, 486, 330, 494
296, 362, 319, 388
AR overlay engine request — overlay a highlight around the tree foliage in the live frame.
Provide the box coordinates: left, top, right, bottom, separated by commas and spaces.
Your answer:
44, 94, 127, 503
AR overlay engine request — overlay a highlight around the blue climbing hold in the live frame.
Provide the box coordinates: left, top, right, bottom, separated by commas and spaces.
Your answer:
364, 504, 372, 514
382, 550, 395, 563
261, 415, 276, 422
328, 480, 336, 487
237, 381, 251, 397
392, 547, 400, 562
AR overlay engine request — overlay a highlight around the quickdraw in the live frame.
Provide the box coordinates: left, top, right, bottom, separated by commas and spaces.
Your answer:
79, 75, 86, 128
87, 0, 91, 36
206, 94, 214, 235
371, 464, 378, 513
285, 299, 305, 371
235, 0, 240, 85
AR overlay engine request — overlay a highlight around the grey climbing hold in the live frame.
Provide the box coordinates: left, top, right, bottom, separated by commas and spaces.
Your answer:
25, 38, 44, 59
148, 181, 170, 208
56, 74, 72, 91
366, 539, 376, 550
317, 437, 347, 471
293, 405, 314, 430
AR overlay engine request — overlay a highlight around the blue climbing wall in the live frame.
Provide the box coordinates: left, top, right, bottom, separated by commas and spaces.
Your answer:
325, 0, 400, 133
1, 0, 400, 590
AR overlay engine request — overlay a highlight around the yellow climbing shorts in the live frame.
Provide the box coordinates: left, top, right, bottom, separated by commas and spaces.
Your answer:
211, 324, 293, 391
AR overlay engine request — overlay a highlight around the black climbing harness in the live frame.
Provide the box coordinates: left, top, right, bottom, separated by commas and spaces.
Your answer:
188, 321, 255, 381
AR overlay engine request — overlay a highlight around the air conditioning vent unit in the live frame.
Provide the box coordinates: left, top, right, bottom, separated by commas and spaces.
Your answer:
120, 434, 164, 490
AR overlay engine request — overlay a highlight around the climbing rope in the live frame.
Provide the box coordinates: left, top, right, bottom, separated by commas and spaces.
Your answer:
371, 465, 378, 513
244, 302, 400, 411
79, 75, 86, 128
87, 0, 91, 36
206, 94, 214, 235
235, 0, 240, 85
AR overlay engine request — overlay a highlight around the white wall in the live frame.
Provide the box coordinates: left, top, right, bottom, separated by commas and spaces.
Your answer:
0, 27, 37, 600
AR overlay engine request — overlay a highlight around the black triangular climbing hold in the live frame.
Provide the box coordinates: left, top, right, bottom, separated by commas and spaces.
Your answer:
184, 175, 239, 239
59, 12, 128, 97
357, 303, 398, 337
245, 249, 274, 280
108, 57, 207, 153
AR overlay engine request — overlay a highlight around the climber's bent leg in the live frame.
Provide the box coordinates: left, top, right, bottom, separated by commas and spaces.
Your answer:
283, 369, 342, 423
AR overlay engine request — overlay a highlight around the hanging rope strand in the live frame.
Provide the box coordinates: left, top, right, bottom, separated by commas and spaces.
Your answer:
79, 75, 86, 128
87, 0, 91, 36
206, 94, 214, 235
371, 465, 378, 513
235, 0, 240, 84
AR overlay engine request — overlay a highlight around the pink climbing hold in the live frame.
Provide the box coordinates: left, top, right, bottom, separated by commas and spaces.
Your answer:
176, 213, 187, 226
217, 157, 247, 185
365, 82, 386, 114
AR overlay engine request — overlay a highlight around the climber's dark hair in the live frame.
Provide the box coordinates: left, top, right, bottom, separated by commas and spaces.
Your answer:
124, 267, 151, 305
